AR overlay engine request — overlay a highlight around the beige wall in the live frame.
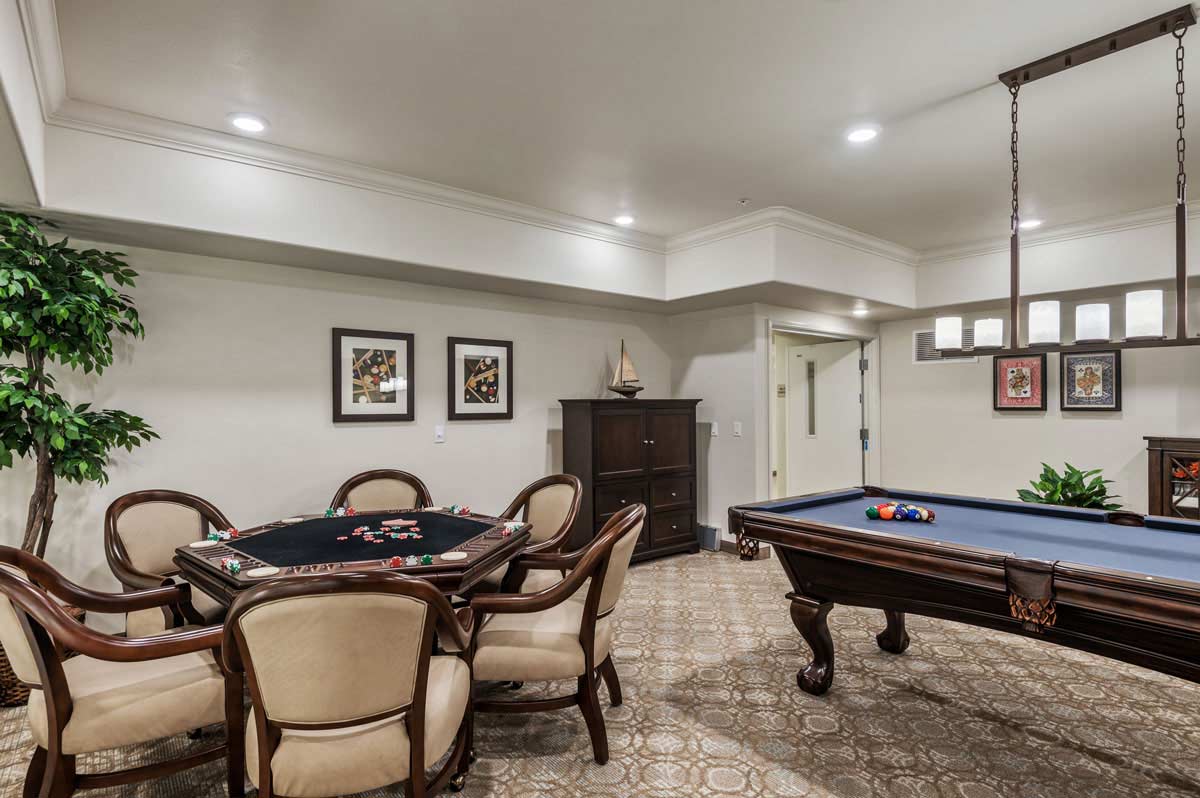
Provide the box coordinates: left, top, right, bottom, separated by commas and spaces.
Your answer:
0, 246, 673, 591
878, 313, 1200, 513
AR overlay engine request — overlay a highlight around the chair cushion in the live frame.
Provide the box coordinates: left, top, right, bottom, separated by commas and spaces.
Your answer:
474, 600, 612, 682
125, 580, 227, 637
246, 655, 469, 798
27, 650, 225, 754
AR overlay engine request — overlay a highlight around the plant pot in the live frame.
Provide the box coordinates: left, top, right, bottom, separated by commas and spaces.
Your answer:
0, 605, 85, 706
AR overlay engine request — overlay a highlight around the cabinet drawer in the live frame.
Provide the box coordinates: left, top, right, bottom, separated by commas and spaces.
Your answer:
594, 511, 652, 551
595, 482, 646, 517
652, 509, 695, 548
652, 477, 693, 510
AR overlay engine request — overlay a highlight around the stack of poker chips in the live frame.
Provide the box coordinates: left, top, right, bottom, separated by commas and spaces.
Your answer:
207, 527, 239, 542
221, 556, 242, 574
866, 501, 935, 523
449, 504, 471, 516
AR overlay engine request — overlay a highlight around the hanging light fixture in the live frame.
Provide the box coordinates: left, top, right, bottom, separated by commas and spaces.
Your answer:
1126, 289, 1166, 339
1074, 303, 1110, 343
973, 318, 1004, 348
938, 6, 1198, 355
935, 316, 963, 350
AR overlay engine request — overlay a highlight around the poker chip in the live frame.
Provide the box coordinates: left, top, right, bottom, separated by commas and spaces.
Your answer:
420, 554, 434, 565
440, 551, 468, 561
336, 536, 349, 541
388, 556, 404, 568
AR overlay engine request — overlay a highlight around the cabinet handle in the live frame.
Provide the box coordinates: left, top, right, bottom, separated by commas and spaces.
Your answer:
642, 440, 649, 444
649, 440, 655, 444
671, 525, 678, 530
619, 499, 626, 504
670, 492, 677, 497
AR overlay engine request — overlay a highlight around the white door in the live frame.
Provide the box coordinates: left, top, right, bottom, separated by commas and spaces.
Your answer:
786, 339, 863, 495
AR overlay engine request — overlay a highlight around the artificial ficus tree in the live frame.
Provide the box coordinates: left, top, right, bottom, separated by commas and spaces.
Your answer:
0, 208, 157, 556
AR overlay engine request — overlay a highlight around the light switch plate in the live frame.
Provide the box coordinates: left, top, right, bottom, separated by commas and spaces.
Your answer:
710, 421, 719, 437
434, 424, 446, 443
733, 421, 743, 437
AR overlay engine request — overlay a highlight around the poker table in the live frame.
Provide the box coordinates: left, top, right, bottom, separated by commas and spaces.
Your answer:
174, 508, 530, 605
729, 486, 1200, 696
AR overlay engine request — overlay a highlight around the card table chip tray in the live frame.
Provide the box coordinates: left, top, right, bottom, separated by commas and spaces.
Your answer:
174, 508, 530, 599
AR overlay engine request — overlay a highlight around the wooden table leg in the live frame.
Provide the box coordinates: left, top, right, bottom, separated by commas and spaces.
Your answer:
876, 609, 911, 654
788, 593, 835, 696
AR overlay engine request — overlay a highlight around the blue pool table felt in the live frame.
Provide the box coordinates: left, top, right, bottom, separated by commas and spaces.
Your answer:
767, 490, 1200, 583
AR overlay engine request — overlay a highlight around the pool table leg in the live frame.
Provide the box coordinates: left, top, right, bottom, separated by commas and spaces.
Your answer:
876, 610, 911, 655
788, 593, 835, 696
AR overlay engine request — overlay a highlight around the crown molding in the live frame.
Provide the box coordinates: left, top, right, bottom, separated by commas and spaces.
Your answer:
918, 203, 1200, 265
666, 206, 920, 267
17, 0, 64, 115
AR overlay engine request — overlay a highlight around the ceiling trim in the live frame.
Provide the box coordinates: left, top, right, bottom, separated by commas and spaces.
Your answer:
17, 0, 64, 117
666, 205, 921, 266
919, 203, 1200, 265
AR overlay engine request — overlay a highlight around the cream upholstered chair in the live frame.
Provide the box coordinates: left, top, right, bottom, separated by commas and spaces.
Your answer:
470, 503, 645, 765
104, 489, 234, 636
222, 571, 474, 798
329, 469, 433, 512
473, 474, 582, 594
0, 546, 242, 798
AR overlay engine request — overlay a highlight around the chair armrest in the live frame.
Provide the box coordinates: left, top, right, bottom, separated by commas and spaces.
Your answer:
20, 554, 191, 614
431, 600, 475, 653
0, 569, 220, 662
514, 547, 586, 571
470, 554, 596, 616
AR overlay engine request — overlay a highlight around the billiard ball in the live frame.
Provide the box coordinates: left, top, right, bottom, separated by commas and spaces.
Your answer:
865, 506, 880, 520
879, 506, 895, 520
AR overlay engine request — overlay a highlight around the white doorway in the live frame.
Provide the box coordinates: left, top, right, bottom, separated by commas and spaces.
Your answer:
770, 331, 865, 498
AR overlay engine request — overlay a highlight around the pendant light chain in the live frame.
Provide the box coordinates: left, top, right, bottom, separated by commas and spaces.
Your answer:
1176, 23, 1188, 204
1010, 81, 1020, 233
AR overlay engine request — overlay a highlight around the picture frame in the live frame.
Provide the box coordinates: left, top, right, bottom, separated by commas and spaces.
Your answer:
332, 328, 415, 422
1060, 350, 1121, 411
993, 353, 1046, 411
447, 337, 513, 420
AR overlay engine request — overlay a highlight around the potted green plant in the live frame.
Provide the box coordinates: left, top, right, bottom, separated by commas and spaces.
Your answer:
0, 208, 157, 703
1017, 462, 1121, 510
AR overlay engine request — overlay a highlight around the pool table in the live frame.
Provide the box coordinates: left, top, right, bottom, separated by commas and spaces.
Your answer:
729, 486, 1200, 696
174, 508, 530, 606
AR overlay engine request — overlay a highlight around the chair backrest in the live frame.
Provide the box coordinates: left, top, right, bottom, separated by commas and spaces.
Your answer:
105, 490, 233, 578
512, 475, 581, 545
224, 572, 440, 727
331, 469, 432, 512
578, 504, 646, 618
0, 563, 41, 687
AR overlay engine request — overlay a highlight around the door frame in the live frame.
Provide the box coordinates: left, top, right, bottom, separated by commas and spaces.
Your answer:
765, 320, 880, 499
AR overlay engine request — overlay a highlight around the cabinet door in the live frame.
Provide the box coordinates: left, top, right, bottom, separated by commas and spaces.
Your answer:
594, 409, 647, 479
647, 409, 694, 474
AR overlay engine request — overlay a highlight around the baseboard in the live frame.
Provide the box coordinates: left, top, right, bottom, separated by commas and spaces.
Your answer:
719, 540, 772, 560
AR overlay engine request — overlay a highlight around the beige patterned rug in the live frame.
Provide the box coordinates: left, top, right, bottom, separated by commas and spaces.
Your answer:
2, 551, 1199, 797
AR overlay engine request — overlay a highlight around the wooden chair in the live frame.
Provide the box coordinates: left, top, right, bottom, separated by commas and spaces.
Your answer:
104, 489, 234, 636
222, 571, 475, 798
474, 474, 582, 594
329, 469, 433, 512
0, 546, 242, 798
470, 503, 646, 765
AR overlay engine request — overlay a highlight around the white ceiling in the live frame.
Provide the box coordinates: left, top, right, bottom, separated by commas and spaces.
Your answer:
55, 0, 1185, 251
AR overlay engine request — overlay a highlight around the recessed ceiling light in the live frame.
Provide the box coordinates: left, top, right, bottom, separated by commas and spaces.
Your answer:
846, 125, 880, 144
1018, 218, 1043, 230
228, 113, 268, 134
613, 215, 635, 226
852, 308, 870, 317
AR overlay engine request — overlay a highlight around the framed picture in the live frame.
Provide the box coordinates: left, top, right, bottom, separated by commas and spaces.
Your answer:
447, 337, 513, 420
993, 353, 1046, 411
1060, 350, 1121, 411
332, 328, 414, 422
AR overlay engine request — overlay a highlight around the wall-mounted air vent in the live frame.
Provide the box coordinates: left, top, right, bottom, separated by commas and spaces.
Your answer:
912, 329, 979, 364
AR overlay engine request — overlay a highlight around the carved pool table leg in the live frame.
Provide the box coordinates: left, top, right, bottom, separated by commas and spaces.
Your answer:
876, 610, 911, 654
788, 593, 835, 696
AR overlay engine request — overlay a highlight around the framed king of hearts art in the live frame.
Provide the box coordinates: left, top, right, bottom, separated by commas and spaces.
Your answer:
447, 337, 513, 420
993, 353, 1046, 412
1060, 350, 1121, 411
332, 328, 415, 422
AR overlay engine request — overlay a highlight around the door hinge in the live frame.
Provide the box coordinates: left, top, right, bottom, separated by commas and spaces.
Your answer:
859, 358, 869, 371
859, 428, 869, 441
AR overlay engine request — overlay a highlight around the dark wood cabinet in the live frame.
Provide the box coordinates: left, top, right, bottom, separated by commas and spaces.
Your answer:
1146, 436, 1200, 518
561, 399, 701, 562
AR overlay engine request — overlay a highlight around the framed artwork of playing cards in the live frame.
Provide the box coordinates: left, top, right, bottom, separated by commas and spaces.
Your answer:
447, 337, 513, 420
993, 353, 1046, 411
332, 328, 414, 422
1060, 350, 1121, 411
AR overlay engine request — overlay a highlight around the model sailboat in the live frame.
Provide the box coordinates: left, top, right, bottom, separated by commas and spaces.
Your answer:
607, 339, 644, 398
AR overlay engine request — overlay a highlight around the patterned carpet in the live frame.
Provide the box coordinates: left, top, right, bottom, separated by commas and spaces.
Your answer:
3, 551, 1200, 798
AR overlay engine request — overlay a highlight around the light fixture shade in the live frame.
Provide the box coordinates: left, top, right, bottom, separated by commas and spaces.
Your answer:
1028, 301, 1061, 345
935, 316, 963, 349
1074, 303, 1110, 342
973, 318, 1004, 348
1125, 289, 1165, 338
